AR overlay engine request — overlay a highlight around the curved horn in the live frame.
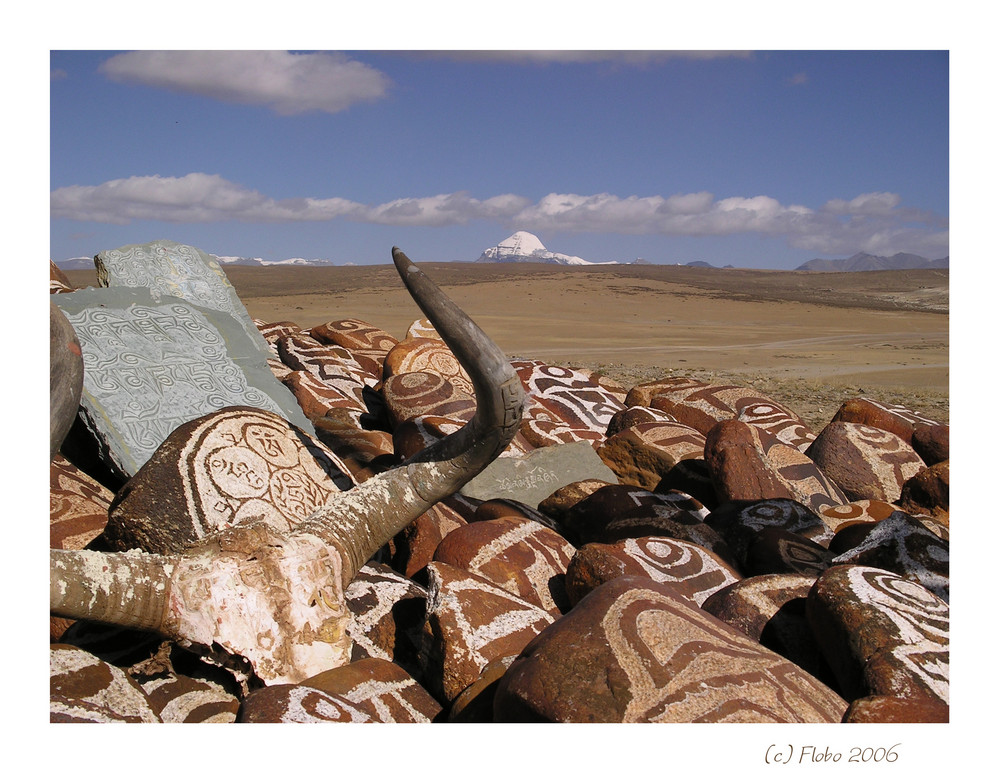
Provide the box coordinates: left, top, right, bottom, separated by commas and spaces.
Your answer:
50, 548, 172, 631
299, 248, 525, 581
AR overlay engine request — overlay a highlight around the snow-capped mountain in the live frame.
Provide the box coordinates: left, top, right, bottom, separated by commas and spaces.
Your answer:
476, 231, 618, 266
213, 255, 335, 267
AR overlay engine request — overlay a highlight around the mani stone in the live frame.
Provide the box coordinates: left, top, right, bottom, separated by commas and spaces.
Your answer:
704, 498, 835, 565
842, 695, 949, 723
95, 239, 272, 358
704, 420, 848, 513
421, 561, 555, 704
136, 671, 240, 723
51, 644, 162, 723
52, 286, 314, 480
388, 501, 468, 578
309, 319, 398, 381
381, 370, 477, 428
103, 406, 355, 554
433, 515, 577, 616
383, 337, 474, 395
512, 359, 626, 433
597, 421, 706, 490
238, 684, 376, 723
459, 440, 618, 509
806, 421, 926, 502
51, 260, 75, 294
301, 658, 443, 722
806, 565, 949, 705
492, 576, 848, 722
832, 397, 944, 447
564, 536, 741, 608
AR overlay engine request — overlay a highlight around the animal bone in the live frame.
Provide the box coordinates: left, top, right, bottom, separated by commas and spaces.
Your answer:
50, 248, 525, 686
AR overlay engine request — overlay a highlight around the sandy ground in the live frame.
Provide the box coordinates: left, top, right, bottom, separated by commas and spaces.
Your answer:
64, 262, 948, 430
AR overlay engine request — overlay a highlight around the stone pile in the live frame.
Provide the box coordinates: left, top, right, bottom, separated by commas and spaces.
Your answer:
49, 247, 949, 723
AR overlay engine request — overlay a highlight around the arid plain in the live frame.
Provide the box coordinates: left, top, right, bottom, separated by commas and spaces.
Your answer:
65, 262, 949, 430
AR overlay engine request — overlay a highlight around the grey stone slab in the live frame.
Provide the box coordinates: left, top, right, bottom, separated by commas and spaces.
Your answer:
460, 441, 619, 509
52, 287, 314, 480
95, 239, 271, 358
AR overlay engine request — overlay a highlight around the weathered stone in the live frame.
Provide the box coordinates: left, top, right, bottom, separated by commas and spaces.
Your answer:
383, 337, 474, 395
606, 405, 678, 435
493, 576, 848, 722
312, 407, 395, 469
52, 287, 313, 479
393, 414, 533, 460
96, 239, 271, 357
50, 644, 161, 723
50, 303, 84, 459
470, 497, 566, 535
806, 421, 925, 502
562, 485, 727, 560
817, 499, 906, 534
104, 407, 355, 554
536, 479, 614, 521
388, 502, 468, 578
742, 527, 834, 576
830, 512, 949, 602
344, 563, 428, 680
806, 565, 949, 704
597, 421, 706, 489
459, 440, 618, 509
238, 684, 376, 722
704, 499, 835, 570
281, 368, 368, 419
565, 536, 741, 607
301, 658, 443, 722
278, 331, 375, 394
645, 377, 815, 451
911, 423, 949, 466
309, 318, 398, 380
433, 515, 576, 616
842, 694, 949, 723
382, 370, 476, 428
831, 397, 944, 447
50, 454, 111, 551
421, 561, 555, 703
702, 573, 835, 687
704, 420, 848, 513
51, 260, 75, 293
447, 656, 516, 722
897, 461, 949, 526
136, 671, 240, 723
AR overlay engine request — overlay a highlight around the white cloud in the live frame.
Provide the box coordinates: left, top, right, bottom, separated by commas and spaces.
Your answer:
50, 173, 948, 257
98, 51, 391, 115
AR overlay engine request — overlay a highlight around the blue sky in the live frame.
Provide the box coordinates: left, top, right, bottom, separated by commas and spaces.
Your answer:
50, 48, 948, 269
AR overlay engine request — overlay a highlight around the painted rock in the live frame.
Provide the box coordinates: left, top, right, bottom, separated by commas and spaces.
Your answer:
344, 562, 428, 680
897, 461, 949, 526
512, 359, 626, 436
704, 420, 848, 513
50, 302, 84, 459
817, 499, 908, 534
50, 644, 161, 723
103, 407, 356, 554
382, 370, 476, 428
806, 565, 949, 704
704, 499, 835, 569
831, 397, 944, 447
277, 331, 374, 402
405, 317, 442, 340
536, 479, 615, 521
255, 319, 301, 346
562, 485, 727, 560
644, 377, 815, 451
564, 536, 741, 607
51, 260, 75, 293
383, 337, 474, 395
433, 514, 577, 616
50, 454, 111, 551
137, 671, 240, 723
447, 656, 516, 722
309, 318, 398, 381
830, 512, 949, 602
842, 695, 948, 723
471, 498, 566, 536
597, 421, 706, 489
656, 458, 719, 509
519, 417, 607, 449
238, 684, 376, 722
493, 576, 848, 722
301, 658, 443, 722
606, 405, 678, 435
806, 421, 926, 502
624, 377, 704, 408
421, 561, 555, 703
742, 527, 835, 577
911, 423, 949, 466
702, 573, 836, 687
312, 407, 396, 470
388, 502, 468, 578
281, 368, 368, 419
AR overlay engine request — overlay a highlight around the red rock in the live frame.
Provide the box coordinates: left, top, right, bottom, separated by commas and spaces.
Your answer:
50, 644, 161, 723
238, 684, 376, 722
51, 260, 75, 293
301, 658, 443, 722
388, 501, 468, 578
911, 423, 949, 465
842, 694, 949, 723
309, 318, 397, 380
382, 337, 473, 395
493, 576, 848, 722
597, 421, 706, 489
831, 397, 943, 447
382, 370, 477, 428
897, 460, 949, 526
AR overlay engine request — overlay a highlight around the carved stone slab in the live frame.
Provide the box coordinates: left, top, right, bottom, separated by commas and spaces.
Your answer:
459, 440, 618, 508
95, 239, 272, 358
53, 287, 314, 479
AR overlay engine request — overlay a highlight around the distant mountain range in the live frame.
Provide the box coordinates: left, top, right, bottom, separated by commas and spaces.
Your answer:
477, 231, 621, 266
794, 252, 949, 272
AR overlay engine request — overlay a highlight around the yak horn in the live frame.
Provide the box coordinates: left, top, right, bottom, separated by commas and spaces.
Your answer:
299, 248, 525, 581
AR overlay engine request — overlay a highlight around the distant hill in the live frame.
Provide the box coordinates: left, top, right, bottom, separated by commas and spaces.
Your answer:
795, 252, 949, 272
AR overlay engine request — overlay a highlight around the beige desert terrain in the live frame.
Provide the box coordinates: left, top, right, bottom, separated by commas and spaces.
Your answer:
64, 262, 949, 430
